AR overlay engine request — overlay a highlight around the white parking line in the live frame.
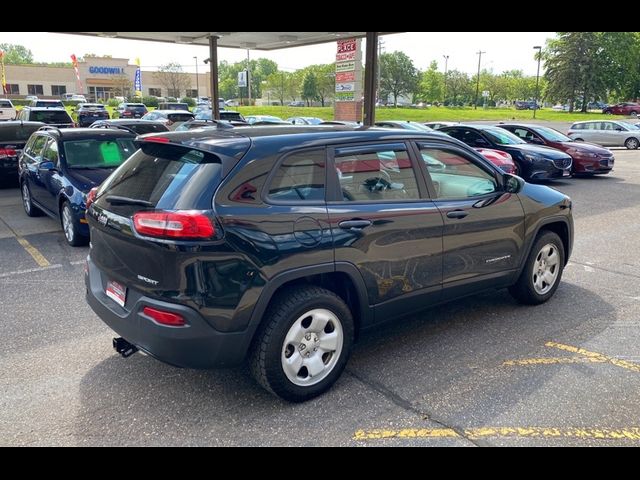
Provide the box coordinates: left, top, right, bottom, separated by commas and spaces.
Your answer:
0, 264, 62, 278
0, 260, 84, 279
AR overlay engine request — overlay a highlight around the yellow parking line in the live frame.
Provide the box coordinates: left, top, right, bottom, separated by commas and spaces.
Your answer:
503, 342, 640, 373
503, 357, 605, 366
546, 342, 640, 373
354, 427, 640, 441
16, 237, 50, 267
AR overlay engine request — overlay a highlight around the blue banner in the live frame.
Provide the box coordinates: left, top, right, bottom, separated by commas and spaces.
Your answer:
134, 68, 142, 97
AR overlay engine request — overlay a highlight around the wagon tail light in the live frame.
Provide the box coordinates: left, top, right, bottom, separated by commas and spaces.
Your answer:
85, 187, 98, 210
133, 211, 215, 239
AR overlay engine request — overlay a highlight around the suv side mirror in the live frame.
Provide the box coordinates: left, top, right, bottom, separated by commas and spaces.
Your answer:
503, 173, 523, 194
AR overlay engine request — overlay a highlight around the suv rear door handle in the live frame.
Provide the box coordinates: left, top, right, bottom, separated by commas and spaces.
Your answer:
339, 219, 372, 229
446, 210, 469, 219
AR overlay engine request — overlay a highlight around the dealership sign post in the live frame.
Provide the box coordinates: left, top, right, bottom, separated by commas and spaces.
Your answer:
334, 38, 363, 122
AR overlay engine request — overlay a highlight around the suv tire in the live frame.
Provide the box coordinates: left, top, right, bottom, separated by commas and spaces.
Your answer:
509, 231, 565, 305
61, 201, 89, 246
21, 182, 42, 217
250, 285, 354, 402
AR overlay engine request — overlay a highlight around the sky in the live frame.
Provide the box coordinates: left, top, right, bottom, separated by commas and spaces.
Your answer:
0, 32, 555, 75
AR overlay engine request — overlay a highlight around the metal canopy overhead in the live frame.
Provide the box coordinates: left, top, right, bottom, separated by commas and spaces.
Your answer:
54, 32, 394, 125
57, 32, 370, 50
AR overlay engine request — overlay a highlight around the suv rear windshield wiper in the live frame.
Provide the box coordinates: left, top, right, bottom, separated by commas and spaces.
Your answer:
105, 195, 154, 207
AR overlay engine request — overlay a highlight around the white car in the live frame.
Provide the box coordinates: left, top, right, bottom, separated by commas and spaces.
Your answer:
0, 99, 16, 121
567, 120, 640, 149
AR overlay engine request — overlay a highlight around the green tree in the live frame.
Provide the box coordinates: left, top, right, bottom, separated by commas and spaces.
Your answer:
302, 71, 318, 106
265, 71, 289, 105
0, 43, 33, 64
379, 51, 419, 106
544, 32, 611, 112
312, 64, 335, 107
446, 70, 472, 105
418, 60, 444, 103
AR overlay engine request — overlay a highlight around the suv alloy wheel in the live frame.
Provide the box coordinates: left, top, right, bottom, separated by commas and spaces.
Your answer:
250, 285, 354, 402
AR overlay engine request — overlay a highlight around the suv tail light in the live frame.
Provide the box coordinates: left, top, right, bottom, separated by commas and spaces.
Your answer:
0, 147, 17, 159
86, 187, 98, 210
133, 211, 215, 239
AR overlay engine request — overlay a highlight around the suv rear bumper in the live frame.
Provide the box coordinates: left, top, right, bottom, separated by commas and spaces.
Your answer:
85, 257, 249, 368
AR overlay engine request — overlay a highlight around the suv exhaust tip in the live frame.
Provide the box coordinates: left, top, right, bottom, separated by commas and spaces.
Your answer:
113, 337, 138, 358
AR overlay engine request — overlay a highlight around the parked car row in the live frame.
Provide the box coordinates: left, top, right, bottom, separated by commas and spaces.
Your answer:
426, 122, 616, 179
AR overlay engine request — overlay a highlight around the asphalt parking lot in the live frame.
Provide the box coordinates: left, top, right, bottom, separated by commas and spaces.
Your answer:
1, 135, 640, 446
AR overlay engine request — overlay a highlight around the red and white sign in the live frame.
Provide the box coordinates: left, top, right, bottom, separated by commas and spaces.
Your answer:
337, 39, 357, 54
336, 71, 355, 83
336, 51, 356, 62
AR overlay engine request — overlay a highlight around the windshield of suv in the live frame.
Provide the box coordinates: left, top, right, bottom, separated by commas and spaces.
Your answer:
532, 126, 572, 142
482, 127, 526, 145
63, 138, 136, 169
30, 111, 73, 123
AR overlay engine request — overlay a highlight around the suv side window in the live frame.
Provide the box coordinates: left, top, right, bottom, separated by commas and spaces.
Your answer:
42, 138, 59, 167
30, 135, 48, 158
267, 148, 326, 202
333, 144, 420, 202
418, 145, 497, 199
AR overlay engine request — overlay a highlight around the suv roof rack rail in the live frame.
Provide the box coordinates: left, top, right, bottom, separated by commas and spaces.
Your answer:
94, 124, 138, 134
37, 125, 62, 135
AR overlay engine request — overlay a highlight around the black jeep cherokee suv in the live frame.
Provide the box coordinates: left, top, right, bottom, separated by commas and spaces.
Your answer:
85, 125, 573, 402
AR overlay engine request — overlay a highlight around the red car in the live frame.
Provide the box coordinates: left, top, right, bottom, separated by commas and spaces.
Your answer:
497, 124, 613, 175
602, 102, 640, 116
475, 148, 518, 174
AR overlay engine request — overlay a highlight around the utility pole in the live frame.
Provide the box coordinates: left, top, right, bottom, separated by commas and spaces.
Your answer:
474, 50, 485, 110
442, 54, 449, 104
377, 37, 384, 102
193, 56, 199, 99
246, 49, 251, 105
533, 46, 542, 119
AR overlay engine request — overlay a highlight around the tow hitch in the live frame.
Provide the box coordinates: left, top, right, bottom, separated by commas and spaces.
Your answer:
113, 337, 138, 358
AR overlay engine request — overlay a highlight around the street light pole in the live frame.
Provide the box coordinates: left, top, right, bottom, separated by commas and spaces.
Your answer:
442, 54, 449, 104
533, 46, 542, 119
474, 50, 485, 110
193, 56, 199, 100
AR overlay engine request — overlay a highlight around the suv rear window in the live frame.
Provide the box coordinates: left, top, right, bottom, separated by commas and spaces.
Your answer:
96, 143, 222, 216
220, 111, 245, 122
0, 100, 13, 108
29, 110, 73, 123
35, 101, 64, 108
0, 123, 42, 142
167, 113, 195, 122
